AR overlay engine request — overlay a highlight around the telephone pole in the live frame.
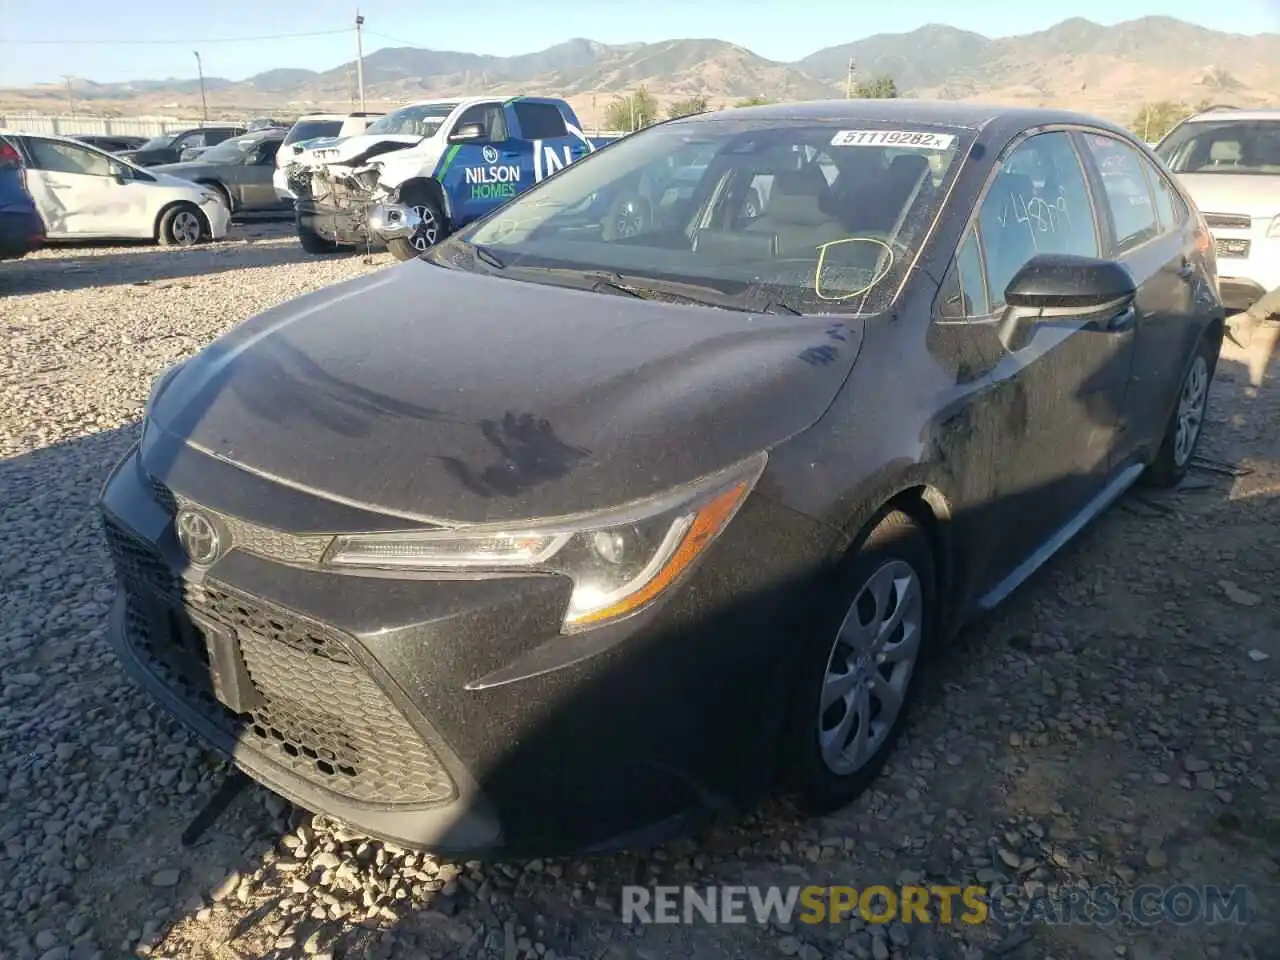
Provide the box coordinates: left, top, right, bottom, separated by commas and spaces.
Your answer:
62, 75, 75, 117
193, 51, 209, 123
355, 11, 367, 113
846, 58, 856, 99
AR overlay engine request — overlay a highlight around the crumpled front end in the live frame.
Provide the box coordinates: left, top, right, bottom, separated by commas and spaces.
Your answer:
286, 137, 426, 247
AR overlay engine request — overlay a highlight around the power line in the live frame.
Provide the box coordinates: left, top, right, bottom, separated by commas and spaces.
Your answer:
364, 29, 429, 49
0, 28, 351, 46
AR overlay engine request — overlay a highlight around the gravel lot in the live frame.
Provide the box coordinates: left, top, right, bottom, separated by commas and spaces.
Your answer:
1, 223, 1277, 960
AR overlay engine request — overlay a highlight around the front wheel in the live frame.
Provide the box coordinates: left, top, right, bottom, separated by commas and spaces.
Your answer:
785, 508, 936, 815
157, 204, 206, 247
1142, 330, 1219, 488
387, 196, 446, 261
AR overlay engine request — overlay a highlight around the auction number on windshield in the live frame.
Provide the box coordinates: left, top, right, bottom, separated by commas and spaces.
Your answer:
830, 130, 956, 150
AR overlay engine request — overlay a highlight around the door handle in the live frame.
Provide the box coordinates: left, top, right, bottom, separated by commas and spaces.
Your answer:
1176, 260, 1195, 281
1106, 304, 1136, 332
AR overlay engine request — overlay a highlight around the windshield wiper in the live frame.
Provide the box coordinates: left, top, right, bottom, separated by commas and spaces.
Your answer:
472, 245, 506, 270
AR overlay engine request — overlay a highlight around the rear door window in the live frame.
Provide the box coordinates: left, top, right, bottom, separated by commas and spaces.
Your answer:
1080, 133, 1160, 254
513, 102, 569, 139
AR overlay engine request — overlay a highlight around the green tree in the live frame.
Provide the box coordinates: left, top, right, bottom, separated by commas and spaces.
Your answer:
666, 95, 709, 120
853, 74, 898, 99
1130, 100, 1194, 143
734, 96, 774, 108
602, 85, 662, 132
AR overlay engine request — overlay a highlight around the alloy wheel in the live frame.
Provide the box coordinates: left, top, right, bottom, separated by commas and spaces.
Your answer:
172, 211, 201, 246
818, 559, 924, 776
1173, 354, 1209, 467
409, 206, 440, 251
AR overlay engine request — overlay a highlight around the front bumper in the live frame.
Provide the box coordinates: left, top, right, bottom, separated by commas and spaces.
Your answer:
1208, 229, 1280, 312
98, 439, 828, 856
201, 197, 231, 240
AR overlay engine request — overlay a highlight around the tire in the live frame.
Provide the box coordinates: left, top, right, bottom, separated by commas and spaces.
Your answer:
387, 195, 446, 262
1142, 330, 1220, 489
157, 204, 206, 247
785, 508, 937, 815
296, 220, 343, 255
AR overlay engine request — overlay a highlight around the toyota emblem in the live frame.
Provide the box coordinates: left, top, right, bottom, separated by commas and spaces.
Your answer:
175, 509, 221, 565
482, 145, 499, 164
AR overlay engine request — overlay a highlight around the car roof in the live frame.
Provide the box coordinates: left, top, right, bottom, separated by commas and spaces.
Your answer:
1182, 107, 1280, 123
683, 98, 1134, 138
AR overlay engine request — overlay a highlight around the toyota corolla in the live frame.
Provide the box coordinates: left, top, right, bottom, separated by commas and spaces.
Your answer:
99, 100, 1224, 857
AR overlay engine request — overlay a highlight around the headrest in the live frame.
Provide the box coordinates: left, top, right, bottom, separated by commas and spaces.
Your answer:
1210, 140, 1241, 163
766, 168, 834, 226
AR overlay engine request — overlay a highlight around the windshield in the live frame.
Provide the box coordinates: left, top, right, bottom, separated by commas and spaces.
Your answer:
451, 119, 969, 314
365, 102, 459, 138
198, 136, 261, 163
284, 119, 343, 146
1156, 119, 1280, 175
139, 133, 176, 152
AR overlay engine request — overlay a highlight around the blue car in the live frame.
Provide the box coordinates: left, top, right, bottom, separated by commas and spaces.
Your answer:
0, 133, 45, 261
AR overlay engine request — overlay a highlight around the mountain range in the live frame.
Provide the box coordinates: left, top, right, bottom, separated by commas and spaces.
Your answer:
4, 16, 1279, 128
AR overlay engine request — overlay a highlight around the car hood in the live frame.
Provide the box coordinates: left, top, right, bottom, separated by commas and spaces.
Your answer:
146, 263, 865, 525
294, 133, 422, 168
1175, 172, 1280, 221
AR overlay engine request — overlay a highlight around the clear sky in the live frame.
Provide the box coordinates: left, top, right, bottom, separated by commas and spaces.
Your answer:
1, 0, 1279, 86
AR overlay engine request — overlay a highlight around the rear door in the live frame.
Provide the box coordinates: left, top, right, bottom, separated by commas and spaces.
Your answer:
18, 136, 139, 237
932, 128, 1133, 588
1075, 131, 1200, 468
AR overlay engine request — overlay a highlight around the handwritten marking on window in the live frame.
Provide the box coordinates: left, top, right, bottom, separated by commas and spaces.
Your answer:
812, 237, 895, 302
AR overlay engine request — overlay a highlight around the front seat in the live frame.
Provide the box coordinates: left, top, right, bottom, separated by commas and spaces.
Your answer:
837, 153, 932, 236
1208, 140, 1241, 167
745, 167, 846, 258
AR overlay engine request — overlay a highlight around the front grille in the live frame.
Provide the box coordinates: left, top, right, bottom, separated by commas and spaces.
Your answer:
147, 476, 332, 566
1204, 213, 1252, 231
1215, 237, 1251, 259
105, 516, 456, 806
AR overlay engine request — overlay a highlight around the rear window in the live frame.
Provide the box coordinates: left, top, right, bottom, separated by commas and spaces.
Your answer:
284, 119, 344, 146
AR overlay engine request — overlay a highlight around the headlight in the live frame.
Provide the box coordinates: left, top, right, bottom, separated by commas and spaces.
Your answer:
325, 453, 767, 631
198, 190, 221, 206
1267, 215, 1280, 238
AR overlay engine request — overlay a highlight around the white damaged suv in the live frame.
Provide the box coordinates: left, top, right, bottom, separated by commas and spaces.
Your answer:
1155, 107, 1280, 315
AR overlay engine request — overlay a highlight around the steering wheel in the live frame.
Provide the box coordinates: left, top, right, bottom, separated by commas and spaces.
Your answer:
601, 192, 654, 242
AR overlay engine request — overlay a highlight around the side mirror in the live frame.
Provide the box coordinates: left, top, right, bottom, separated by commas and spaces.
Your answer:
999, 253, 1137, 350
448, 123, 485, 144
109, 163, 131, 183
1004, 253, 1136, 311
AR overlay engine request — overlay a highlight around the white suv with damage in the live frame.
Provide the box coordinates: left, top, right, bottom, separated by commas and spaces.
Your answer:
1155, 107, 1280, 315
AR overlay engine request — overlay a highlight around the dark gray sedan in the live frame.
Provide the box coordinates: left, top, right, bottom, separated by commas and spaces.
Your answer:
153, 130, 291, 214
99, 99, 1225, 858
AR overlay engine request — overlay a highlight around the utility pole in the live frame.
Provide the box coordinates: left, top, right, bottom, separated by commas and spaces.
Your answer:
846, 58, 856, 99
62, 75, 75, 118
355, 10, 367, 113
193, 51, 209, 123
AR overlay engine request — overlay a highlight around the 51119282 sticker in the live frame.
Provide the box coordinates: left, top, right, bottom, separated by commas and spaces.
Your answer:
830, 130, 957, 150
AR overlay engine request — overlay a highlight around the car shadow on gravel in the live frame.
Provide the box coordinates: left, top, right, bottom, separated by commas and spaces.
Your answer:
0, 239, 365, 297
2, 336, 1276, 960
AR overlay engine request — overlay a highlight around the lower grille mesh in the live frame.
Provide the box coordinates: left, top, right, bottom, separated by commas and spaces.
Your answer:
105, 515, 456, 806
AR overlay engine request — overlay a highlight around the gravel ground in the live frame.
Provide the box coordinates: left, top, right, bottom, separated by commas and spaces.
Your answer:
1, 223, 1277, 960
